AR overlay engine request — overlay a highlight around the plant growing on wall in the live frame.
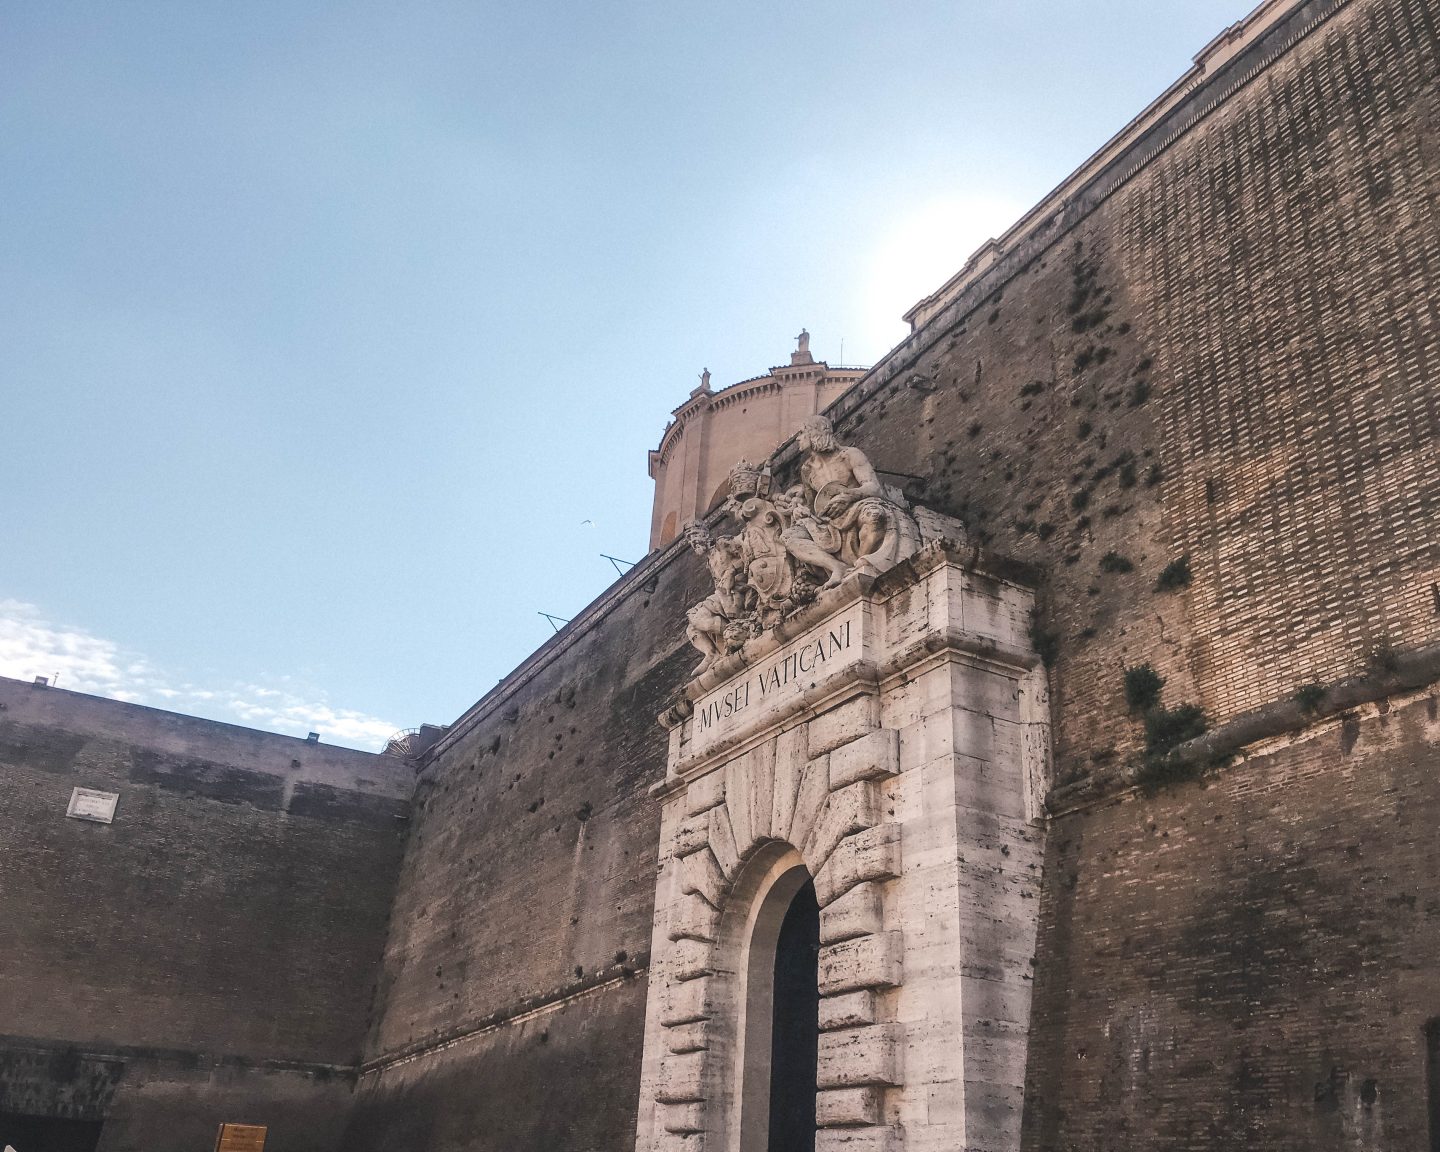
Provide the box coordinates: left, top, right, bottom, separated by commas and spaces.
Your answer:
1121, 664, 1208, 788
1154, 554, 1191, 591
1124, 664, 1164, 711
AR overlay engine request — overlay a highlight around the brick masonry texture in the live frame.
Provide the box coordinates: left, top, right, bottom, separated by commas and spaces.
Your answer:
1024, 690, 1440, 1150
815, 0, 1440, 785
347, 550, 708, 1144
0, 677, 411, 1151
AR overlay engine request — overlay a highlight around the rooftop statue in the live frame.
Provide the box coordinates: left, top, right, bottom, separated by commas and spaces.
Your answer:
680, 415, 920, 672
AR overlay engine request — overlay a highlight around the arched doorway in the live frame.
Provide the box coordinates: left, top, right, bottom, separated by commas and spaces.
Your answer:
767, 879, 819, 1152
722, 846, 820, 1152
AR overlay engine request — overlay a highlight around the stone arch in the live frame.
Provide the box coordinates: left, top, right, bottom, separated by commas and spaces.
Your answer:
651, 715, 906, 1151
704, 478, 731, 516
641, 548, 1050, 1152
714, 843, 812, 1152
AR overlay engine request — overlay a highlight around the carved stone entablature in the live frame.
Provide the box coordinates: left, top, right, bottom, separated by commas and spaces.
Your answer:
682, 415, 950, 676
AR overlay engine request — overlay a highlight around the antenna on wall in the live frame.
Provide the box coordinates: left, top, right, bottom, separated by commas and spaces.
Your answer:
538, 612, 570, 633
602, 554, 637, 576
840, 338, 844, 364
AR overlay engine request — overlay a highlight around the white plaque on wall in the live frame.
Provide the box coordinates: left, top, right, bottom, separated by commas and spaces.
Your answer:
66, 787, 119, 824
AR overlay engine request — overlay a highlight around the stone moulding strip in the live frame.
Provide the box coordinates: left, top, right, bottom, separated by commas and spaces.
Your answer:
0, 1032, 352, 1080
877, 625, 1039, 685
358, 965, 647, 1077
1048, 642, 1440, 817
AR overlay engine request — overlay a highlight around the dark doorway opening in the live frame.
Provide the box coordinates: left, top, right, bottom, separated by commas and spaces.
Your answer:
768, 878, 819, 1152
0, 1112, 105, 1152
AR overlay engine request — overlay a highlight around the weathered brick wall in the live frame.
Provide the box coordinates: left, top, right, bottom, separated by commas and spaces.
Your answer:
1023, 690, 1440, 1150
1121, 0, 1440, 720
348, 979, 649, 1151
346, 550, 709, 1148
821, 0, 1440, 783
0, 676, 412, 1151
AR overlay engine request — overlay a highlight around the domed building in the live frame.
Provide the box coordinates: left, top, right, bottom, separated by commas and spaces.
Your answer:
647, 332, 865, 549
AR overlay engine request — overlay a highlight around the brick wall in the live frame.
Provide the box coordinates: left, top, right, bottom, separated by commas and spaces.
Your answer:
1024, 690, 1440, 1149
347, 547, 709, 1145
815, 0, 1440, 785
7, 0, 1429, 1148
349, 3, 1440, 1147
0, 676, 412, 1151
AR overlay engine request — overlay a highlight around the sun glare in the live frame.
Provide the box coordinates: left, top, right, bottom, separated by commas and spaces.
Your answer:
857, 193, 1028, 360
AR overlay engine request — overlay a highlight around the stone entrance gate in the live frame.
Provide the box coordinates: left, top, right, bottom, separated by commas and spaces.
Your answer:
635, 542, 1049, 1152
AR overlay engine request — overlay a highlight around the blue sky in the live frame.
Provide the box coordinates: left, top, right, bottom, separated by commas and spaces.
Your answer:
1, 1, 1256, 747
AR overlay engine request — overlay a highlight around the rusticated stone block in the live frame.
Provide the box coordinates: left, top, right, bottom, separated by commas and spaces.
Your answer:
814, 825, 901, 908
815, 1127, 898, 1152
787, 753, 831, 850
665, 1020, 710, 1054
684, 770, 725, 816
809, 694, 880, 757
818, 989, 876, 1032
661, 1101, 706, 1134
828, 729, 899, 790
668, 895, 719, 943
803, 781, 881, 874
674, 812, 711, 858
726, 741, 774, 855
819, 881, 883, 945
770, 725, 808, 844
669, 937, 714, 982
816, 1024, 902, 1088
707, 804, 740, 878
818, 931, 902, 995
655, 1051, 707, 1103
816, 1086, 883, 1127
655, 1132, 704, 1152
660, 976, 714, 1026
680, 849, 726, 909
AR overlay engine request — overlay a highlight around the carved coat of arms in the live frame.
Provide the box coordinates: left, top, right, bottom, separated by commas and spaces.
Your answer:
682, 415, 922, 673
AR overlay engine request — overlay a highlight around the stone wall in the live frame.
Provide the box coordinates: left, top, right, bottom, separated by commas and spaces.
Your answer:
816, 0, 1439, 788
353, 1, 1440, 1147
0, 676, 412, 1152
344, 551, 709, 1150
1024, 689, 1440, 1149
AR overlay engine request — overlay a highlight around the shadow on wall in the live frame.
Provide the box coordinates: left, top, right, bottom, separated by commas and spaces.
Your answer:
0, 1114, 104, 1152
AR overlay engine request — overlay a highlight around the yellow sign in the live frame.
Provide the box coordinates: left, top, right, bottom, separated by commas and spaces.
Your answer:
215, 1123, 267, 1152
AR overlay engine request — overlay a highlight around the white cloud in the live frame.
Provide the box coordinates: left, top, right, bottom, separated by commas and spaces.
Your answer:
0, 599, 398, 751
0, 598, 158, 697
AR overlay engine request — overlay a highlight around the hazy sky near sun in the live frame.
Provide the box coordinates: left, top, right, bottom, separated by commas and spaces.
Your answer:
1, 1, 1257, 747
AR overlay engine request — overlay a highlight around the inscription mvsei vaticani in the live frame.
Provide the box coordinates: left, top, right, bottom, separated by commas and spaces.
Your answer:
695, 617, 855, 737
